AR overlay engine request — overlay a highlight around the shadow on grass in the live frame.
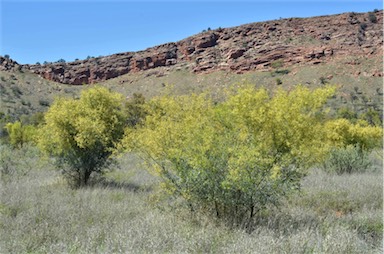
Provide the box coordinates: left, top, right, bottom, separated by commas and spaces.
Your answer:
94, 178, 153, 192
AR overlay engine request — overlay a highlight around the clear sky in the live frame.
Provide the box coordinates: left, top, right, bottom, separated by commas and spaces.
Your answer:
1, 0, 382, 64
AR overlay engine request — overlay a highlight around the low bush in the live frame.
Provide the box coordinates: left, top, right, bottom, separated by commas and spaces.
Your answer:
368, 12, 377, 23
321, 145, 372, 174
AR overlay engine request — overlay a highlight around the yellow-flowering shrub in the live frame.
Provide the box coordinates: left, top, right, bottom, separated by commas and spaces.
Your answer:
322, 118, 382, 174
123, 85, 336, 225
324, 118, 382, 151
37, 87, 125, 187
4, 121, 36, 148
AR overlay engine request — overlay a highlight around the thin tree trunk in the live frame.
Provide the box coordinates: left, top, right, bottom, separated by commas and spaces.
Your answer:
215, 201, 220, 218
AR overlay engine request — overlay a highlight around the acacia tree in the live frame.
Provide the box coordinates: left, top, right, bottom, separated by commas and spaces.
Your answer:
37, 87, 125, 187
123, 86, 337, 226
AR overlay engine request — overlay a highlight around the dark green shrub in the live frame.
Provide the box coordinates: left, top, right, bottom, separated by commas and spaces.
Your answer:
38, 99, 50, 107
360, 108, 382, 126
368, 12, 377, 23
10, 86, 22, 97
359, 23, 367, 31
319, 76, 328, 85
322, 145, 371, 174
337, 107, 358, 122
271, 60, 283, 69
274, 69, 290, 75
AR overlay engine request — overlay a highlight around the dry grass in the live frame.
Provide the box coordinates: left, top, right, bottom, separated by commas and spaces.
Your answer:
0, 145, 382, 253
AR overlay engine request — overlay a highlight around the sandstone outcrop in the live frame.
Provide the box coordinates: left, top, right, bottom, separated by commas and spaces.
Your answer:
23, 10, 383, 85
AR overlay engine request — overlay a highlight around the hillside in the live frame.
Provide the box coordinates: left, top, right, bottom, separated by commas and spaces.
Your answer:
19, 10, 383, 85
0, 10, 382, 120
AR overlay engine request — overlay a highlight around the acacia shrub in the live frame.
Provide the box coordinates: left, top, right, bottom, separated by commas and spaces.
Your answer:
4, 121, 36, 148
322, 118, 382, 174
124, 85, 335, 227
37, 87, 125, 187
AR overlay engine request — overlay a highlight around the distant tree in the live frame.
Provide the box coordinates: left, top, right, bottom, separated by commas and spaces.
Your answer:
43, 61, 49, 65
37, 87, 126, 187
36, 62, 41, 65
57, 58, 66, 63
4, 54, 10, 59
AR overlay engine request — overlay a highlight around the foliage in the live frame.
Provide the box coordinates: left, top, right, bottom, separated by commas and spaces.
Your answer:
124, 85, 336, 226
368, 12, 377, 23
124, 93, 147, 128
360, 108, 382, 126
37, 86, 126, 187
4, 121, 36, 148
337, 107, 358, 122
324, 118, 382, 151
271, 60, 283, 69
321, 145, 372, 174
0, 112, 12, 139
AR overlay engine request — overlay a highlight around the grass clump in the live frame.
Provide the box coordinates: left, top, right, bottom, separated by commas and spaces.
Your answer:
322, 145, 372, 174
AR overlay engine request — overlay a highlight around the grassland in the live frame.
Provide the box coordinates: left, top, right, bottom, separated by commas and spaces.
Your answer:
1, 145, 382, 253
0, 52, 383, 253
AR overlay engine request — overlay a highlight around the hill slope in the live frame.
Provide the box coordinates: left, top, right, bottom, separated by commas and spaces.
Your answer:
0, 10, 382, 121
20, 10, 383, 85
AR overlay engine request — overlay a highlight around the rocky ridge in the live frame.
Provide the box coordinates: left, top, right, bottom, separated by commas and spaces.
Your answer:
14, 10, 384, 85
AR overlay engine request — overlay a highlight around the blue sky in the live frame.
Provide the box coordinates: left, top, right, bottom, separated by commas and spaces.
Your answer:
1, 0, 382, 64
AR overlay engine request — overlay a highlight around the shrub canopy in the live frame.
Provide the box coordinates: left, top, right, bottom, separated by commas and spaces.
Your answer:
37, 87, 125, 187
123, 85, 337, 225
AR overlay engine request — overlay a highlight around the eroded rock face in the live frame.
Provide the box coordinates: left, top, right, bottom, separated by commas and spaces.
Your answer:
0, 57, 22, 72
24, 10, 383, 84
